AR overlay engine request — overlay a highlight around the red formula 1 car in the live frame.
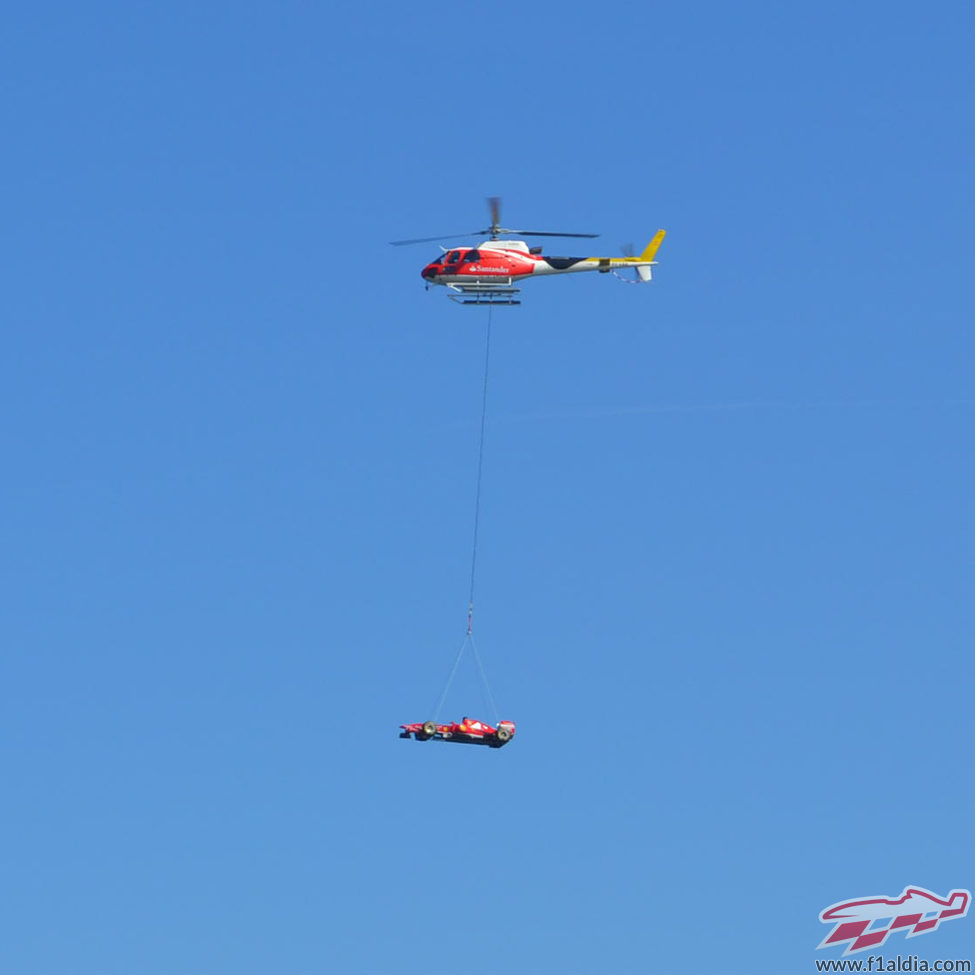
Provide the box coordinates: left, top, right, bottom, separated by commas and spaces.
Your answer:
400, 716, 516, 748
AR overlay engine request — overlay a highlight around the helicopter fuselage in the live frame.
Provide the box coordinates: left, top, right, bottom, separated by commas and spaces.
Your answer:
422, 239, 627, 286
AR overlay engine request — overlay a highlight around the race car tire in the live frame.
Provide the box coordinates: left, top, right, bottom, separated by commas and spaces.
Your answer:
496, 727, 512, 742
422, 721, 437, 737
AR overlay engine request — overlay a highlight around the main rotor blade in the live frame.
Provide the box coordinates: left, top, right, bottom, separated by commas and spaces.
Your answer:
504, 230, 600, 238
389, 231, 486, 246
488, 196, 501, 230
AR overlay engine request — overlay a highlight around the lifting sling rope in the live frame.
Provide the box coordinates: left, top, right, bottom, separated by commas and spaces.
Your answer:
431, 304, 500, 724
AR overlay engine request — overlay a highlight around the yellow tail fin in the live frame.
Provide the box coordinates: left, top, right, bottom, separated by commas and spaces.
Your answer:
639, 229, 666, 262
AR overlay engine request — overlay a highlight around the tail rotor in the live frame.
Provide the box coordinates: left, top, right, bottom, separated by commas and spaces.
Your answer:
614, 243, 644, 284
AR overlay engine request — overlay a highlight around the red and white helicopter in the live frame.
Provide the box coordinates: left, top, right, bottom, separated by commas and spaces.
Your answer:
392, 198, 666, 305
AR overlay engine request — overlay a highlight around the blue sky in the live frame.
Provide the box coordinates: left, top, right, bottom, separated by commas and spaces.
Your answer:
2, 2, 973, 972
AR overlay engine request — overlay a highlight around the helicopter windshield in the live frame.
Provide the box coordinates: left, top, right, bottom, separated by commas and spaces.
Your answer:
445, 250, 461, 265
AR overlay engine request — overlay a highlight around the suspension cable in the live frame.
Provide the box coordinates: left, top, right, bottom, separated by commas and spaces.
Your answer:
431, 305, 500, 724
431, 633, 499, 724
468, 633, 499, 725
466, 302, 493, 635
431, 635, 468, 722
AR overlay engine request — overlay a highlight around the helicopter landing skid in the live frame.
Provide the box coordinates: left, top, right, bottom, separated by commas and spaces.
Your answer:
446, 281, 521, 306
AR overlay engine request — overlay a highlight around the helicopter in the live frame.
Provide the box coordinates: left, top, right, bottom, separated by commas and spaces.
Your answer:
391, 198, 666, 305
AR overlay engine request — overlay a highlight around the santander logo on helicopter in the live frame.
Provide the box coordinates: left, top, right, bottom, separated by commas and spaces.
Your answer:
392, 198, 666, 305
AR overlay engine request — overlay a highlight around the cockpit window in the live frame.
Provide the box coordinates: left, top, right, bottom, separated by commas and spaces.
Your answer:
446, 250, 461, 265
465, 250, 481, 261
